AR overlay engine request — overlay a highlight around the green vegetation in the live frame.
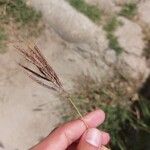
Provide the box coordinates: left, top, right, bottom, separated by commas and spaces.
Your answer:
107, 33, 123, 54
120, 3, 137, 18
104, 17, 122, 32
144, 39, 150, 60
142, 26, 150, 59
104, 17, 123, 54
67, 0, 101, 22
63, 75, 150, 150
144, 43, 150, 59
0, 0, 41, 25
0, 28, 6, 42
0, 0, 42, 54
0, 27, 7, 53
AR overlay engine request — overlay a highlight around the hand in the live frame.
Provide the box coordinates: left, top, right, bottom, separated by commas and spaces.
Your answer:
31, 110, 110, 150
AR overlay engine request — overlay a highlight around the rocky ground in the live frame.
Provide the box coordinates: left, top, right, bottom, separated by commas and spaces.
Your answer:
0, 0, 149, 149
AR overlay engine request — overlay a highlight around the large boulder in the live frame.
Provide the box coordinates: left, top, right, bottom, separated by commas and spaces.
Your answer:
29, 0, 149, 84
138, 0, 150, 27
115, 17, 145, 56
115, 17, 149, 80
118, 52, 149, 80
137, 0, 150, 42
29, 0, 108, 51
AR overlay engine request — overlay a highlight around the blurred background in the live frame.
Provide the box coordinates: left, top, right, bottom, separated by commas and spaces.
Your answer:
0, 0, 150, 150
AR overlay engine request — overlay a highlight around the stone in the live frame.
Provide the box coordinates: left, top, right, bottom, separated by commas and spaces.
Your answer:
138, 0, 150, 26
104, 49, 117, 65
30, 0, 108, 52
137, 0, 150, 41
115, 17, 145, 56
118, 52, 150, 80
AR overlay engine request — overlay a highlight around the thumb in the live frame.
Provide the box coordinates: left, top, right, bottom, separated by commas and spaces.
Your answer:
31, 110, 105, 150
77, 128, 102, 150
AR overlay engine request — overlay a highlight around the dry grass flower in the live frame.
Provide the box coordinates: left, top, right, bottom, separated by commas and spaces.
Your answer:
16, 44, 87, 126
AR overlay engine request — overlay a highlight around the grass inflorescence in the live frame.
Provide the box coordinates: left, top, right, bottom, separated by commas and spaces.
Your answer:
67, 0, 101, 22
17, 44, 87, 125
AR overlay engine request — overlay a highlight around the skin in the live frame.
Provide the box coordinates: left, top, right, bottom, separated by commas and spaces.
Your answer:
31, 109, 110, 150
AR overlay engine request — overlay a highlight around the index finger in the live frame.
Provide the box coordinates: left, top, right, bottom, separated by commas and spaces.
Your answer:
31, 109, 105, 150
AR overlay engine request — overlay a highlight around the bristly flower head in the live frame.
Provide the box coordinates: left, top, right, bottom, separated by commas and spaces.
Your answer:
16, 44, 63, 92
16, 44, 88, 126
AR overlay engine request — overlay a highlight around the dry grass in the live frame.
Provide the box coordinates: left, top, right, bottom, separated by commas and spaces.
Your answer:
16, 44, 86, 122
16, 45, 62, 90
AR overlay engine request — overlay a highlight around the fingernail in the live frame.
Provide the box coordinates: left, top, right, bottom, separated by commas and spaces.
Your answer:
85, 128, 102, 147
